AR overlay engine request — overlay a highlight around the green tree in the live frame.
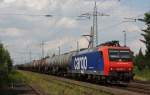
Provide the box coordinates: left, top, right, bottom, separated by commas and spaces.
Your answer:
141, 12, 150, 68
134, 48, 145, 70
0, 43, 13, 80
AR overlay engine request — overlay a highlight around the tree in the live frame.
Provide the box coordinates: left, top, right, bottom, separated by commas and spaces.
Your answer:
134, 48, 145, 70
141, 12, 150, 68
0, 43, 13, 80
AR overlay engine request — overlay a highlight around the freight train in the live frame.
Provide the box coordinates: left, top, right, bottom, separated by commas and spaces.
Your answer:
18, 41, 134, 83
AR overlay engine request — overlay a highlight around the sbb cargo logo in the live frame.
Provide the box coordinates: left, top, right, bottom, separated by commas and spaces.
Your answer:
74, 56, 87, 70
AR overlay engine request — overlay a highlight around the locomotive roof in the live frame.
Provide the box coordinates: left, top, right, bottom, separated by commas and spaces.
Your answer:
99, 45, 130, 50
58, 47, 98, 55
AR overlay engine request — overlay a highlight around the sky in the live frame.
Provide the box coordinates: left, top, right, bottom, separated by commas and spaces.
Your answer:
0, 0, 149, 64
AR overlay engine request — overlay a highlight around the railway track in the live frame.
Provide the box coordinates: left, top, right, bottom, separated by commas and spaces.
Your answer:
106, 80, 150, 95
10, 81, 42, 95
134, 80, 150, 84
126, 81, 150, 95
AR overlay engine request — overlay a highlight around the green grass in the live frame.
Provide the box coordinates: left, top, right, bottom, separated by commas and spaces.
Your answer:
0, 70, 27, 95
0, 70, 24, 87
18, 70, 111, 95
2, 69, 149, 95
134, 67, 150, 81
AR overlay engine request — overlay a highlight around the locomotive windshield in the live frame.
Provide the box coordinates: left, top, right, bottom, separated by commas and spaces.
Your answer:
109, 49, 132, 61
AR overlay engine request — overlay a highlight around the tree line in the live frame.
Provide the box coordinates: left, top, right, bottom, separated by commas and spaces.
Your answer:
0, 43, 13, 84
134, 12, 150, 70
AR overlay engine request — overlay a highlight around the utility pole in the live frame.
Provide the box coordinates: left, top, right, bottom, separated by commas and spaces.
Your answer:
123, 30, 126, 47
122, 17, 144, 47
58, 46, 60, 55
122, 17, 145, 47
77, 41, 79, 51
24, 54, 26, 64
29, 49, 32, 62
78, 1, 109, 47
93, 1, 98, 46
41, 41, 44, 59
90, 26, 94, 48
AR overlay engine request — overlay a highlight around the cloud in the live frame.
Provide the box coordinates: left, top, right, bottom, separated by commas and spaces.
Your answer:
25, 0, 50, 10
78, 37, 89, 49
3, 0, 16, 3
1, 0, 50, 10
43, 34, 89, 54
45, 37, 71, 50
0, 27, 22, 37
97, 0, 119, 10
128, 38, 146, 55
56, 17, 77, 29
125, 23, 141, 32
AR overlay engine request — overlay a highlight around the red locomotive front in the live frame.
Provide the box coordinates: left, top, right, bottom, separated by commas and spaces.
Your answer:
99, 41, 134, 82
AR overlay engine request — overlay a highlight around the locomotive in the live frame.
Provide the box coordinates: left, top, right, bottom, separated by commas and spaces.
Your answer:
18, 41, 134, 83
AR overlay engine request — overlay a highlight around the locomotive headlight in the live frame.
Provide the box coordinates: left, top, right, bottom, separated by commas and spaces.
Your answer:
128, 68, 132, 71
110, 68, 113, 71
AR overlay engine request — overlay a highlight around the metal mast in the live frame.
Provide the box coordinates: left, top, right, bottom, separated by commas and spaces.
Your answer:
90, 26, 94, 48
123, 30, 126, 47
93, 2, 98, 47
58, 46, 60, 55
29, 49, 32, 62
78, 1, 109, 48
41, 41, 44, 59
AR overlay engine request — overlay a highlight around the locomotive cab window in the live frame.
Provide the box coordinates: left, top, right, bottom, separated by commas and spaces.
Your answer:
109, 49, 132, 61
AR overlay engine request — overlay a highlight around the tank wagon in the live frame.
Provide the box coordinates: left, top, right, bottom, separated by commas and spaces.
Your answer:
18, 41, 134, 83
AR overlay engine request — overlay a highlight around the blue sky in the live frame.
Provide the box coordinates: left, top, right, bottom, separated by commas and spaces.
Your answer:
0, 0, 149, 64
123, 0, 150, 11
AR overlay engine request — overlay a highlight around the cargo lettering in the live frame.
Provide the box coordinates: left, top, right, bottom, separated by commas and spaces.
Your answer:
74, 56, 87, 70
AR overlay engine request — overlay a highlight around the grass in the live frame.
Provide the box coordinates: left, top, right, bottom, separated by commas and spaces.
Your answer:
0, 70, 24, 87
134, 67, 150, 81
18, 70, 111, 95
1, 69, 149, 95
0, 70, 27, 95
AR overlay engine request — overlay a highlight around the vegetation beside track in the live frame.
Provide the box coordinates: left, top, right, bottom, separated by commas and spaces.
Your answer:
134, 67, 150, 81
0, 43, 27, 93
133, 12, 150, 81
0, 70, 27, 95
0, 42, 13, 88
18, 70, 111, 95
